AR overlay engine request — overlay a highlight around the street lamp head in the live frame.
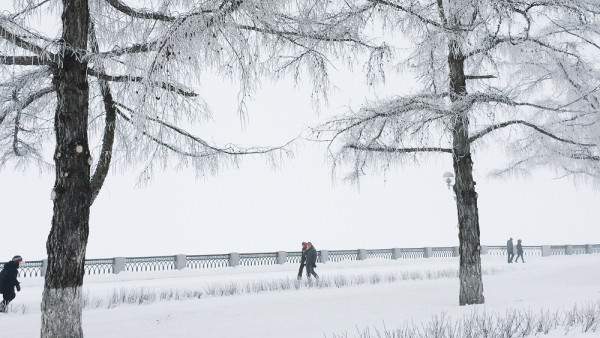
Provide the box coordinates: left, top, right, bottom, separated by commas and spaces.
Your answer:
443, 172, 454, 190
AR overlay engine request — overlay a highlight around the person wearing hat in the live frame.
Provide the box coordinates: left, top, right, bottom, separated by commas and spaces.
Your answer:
0, 255, 22, 312
297, 242, 308, 280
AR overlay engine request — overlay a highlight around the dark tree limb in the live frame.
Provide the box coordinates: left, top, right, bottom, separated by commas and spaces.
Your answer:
347, 144, 452, 153
86, 68, 197, 97
9, 0, 51, 19
468, 119, 596, 147
465, 75, 496, 80
12, 91, 22, 156
0, 86, 55, 125
116, 102, 293, 157
104, 0, 215, 21
89, 22, 117, 205
0, 23, 59, 63
0, 55, 53, 65
88, 41, 160, 60
236, 24, 379, 49
104, 0, 179, 21
368, 0, 444, 29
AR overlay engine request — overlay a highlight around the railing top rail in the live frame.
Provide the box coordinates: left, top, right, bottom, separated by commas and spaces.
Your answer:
6, 243, 599, 265
401, 248, 426, 251
124, 255, 176, 259
0, 260, 43, 265
86, 258, 114, 262
187, 254, 229, 258
487, 245, 543, 248
328, 250, 359, 254
239, 252, 278, 257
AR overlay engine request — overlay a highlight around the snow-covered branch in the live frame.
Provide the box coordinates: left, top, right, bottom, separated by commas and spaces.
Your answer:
347, 144, 451, 153
86, 68, 197, 97
0, 55, 53, 66
469, 120, 596, 147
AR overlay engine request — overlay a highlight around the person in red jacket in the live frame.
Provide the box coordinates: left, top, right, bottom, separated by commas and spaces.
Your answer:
0, 255, 22, 313
304, 242, 319, 279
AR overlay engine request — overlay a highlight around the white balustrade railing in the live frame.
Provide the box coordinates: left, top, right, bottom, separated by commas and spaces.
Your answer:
3, 243, 598, 278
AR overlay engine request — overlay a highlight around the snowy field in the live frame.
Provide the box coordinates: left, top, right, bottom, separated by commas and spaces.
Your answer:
3, 254, 600, 337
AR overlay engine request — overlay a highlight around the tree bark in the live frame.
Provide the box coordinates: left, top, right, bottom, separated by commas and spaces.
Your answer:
41, 1, 90, 337
448, 41, 485, 305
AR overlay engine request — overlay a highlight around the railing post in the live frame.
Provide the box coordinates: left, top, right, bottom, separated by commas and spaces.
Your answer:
113, 257, 125, 274
229, 252, 240, 267
392, 248, 402, 259
358, 249, 367, 260
277, 251, 287, 264
586, 244, 593, 254
175, 254, 187, 270
41, 259, 48, 277
453, 246, 459, 257
541, 245, 552, 257
565, 245, 573, 255
480, 245, 488, 255
424, 247, 433, 258
320, 250, 329, 263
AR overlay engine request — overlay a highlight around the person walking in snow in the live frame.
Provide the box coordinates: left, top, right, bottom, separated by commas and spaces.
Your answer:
297, 242, 308, 280
0, 255, 23, 313
514, 239, 525, 263
304, 242, 319, 279
506, 238, 514, 263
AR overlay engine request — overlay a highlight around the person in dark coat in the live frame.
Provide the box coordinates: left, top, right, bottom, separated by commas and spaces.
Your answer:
297, 242, 308, 280
304, 242, 318, 279
0, 255, 22, 312
514, 239, 525, 263
506, 238, 514, 263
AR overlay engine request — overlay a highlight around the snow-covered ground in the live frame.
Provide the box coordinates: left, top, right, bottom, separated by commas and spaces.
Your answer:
3, 254, 600, 337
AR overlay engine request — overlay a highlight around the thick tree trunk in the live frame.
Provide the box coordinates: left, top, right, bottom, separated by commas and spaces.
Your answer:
448, 42, 485, 305
41, 1, 90, 337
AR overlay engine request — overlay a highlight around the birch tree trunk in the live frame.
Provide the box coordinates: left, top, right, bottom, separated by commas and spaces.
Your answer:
448, 41, 485, 305
41, 0, 90, 336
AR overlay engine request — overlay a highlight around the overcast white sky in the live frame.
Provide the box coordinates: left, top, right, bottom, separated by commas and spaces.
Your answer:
0, 3, 599, 261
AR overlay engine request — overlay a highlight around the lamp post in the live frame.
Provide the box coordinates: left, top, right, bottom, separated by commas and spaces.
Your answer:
443, 171, 454, 191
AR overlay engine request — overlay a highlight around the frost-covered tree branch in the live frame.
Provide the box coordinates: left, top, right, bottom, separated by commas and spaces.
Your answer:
469, 120, 596, 147
85, 68, 197, 97
347, 144, 452, 153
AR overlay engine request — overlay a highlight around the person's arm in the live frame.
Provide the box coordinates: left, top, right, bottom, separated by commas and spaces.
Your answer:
9, 269, 20, 290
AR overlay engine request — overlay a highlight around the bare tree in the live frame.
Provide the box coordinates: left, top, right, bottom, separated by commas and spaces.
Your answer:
0, 0, 385, 336
313, 0, 600, 305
